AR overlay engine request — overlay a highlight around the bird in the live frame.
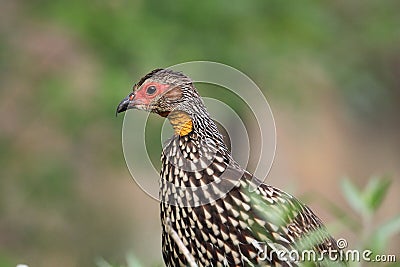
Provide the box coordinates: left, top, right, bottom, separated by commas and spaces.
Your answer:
116, 68, 344, 267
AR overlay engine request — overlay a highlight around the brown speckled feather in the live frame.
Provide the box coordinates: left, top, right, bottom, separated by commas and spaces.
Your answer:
160, 132, 341, 267
117, 69, 344, 267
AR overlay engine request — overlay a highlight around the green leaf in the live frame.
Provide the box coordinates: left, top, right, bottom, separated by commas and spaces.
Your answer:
363, 176, 391, 212
370, 214, 400, 252
341, 178, 369, 216
95, 258, 115, 267
126, 253, 145, 267
302, 191, 361, 231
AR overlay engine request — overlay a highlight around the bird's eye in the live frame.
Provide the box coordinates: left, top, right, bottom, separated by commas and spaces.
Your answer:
146, 85, 157, 95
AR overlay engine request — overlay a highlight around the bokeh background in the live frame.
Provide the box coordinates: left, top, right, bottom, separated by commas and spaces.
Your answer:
1, 1, 399, 266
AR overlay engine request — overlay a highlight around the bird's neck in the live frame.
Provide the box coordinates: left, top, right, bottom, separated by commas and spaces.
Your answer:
167, 106, 228, 154
160, 104, 240, 207
167, 111, 193, 136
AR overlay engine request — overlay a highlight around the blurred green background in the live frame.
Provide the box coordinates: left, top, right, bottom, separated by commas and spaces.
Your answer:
1, 1, 399, 266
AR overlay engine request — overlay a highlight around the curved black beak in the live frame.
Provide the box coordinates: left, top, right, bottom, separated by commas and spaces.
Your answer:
116, 93, 134, 116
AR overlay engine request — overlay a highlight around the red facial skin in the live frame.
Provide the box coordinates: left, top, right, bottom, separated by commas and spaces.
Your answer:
132, 82, 170, 105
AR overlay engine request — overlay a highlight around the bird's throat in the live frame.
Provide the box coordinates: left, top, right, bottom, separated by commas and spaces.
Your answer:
168, 111, 193, 136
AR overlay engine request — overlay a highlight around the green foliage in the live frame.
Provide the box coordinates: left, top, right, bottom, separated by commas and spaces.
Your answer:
370, 215, 400, 255
96, 253, 162, 267
341, 179, 369, 217
341, 176, 400, 256
249, 186, 346, 266
0, 253, 14, 267
248, 176, 399, 266
341, 177, 391, 217
363, 178, 391, 213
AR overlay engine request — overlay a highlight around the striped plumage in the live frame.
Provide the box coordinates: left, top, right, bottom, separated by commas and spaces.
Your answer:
117, 69, 343, 267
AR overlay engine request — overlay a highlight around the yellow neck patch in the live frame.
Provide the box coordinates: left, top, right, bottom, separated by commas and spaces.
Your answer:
168, 111, 193, 136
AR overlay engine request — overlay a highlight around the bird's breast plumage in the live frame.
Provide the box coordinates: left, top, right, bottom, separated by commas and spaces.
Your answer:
159, 133, 340, 267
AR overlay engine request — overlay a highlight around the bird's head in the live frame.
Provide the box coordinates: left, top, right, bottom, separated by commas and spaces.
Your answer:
116, 68, 203, 136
